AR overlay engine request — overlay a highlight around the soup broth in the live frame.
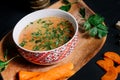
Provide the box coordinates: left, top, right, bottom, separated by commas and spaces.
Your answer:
19, 17, 75, 51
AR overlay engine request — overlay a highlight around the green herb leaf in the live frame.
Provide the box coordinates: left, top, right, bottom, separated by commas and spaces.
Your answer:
0, 54, 19, 72
55, 40, 59, 47
31, 31, 42, 38
19, 40, 27, 47
83, 20, 91, 31
64, 36, 71, 43
35, 39, 42, 43
97, 29, 108, 38
43, 41, 53, 50
59, 0, 78, 12
80, 10, 108, 38
88, 14, 104, 26
0, 60, 8, 72
59, 4, 71, 12
62, 0, 70, 4
0, 60, 7, 67
29, 38, 34, 42
33, 45, 40, 51
79, 8, 85, 18
37, 19, 42, 23
96, 24, 108, 30
41, 21, 46, 23
89, 27, 98, 37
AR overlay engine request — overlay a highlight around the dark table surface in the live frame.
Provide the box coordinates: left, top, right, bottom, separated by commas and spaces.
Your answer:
0, 0, 120, 80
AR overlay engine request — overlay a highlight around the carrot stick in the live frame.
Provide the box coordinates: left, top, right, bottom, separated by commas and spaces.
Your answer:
19, 71, 43, 80
29, 63, 75, 80
29, 70, 75, 80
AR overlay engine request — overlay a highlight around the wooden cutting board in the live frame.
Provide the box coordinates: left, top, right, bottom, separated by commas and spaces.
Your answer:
0, 0, 107, 80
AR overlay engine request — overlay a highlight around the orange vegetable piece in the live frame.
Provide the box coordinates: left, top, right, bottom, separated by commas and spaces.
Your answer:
101, 66, 118, 80
29, 70, 75, 80
97, 52, 120, 80
29, 63, 75, 80
19, 71, 42, 80
19, 63, 75, 80
46, 68, 75, 80
96, 57, 114, 71
104, 52, 120, 64
116, 65, 120, 73
104, 57, 114, 67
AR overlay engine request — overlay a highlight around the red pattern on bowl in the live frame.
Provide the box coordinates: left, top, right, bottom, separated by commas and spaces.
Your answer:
17, 34, 78, 65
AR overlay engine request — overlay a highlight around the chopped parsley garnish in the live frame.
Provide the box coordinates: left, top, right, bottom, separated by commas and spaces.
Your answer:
31, 30, 42, 38
33, 45, 40, 51
19, 17, 74, 51
19, 40, 27, 47
37, 19, 42, 23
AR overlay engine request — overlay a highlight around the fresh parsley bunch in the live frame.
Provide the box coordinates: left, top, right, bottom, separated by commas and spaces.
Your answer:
59, 0, 108, 38
83, 14, 108, 38
80, 9, 108, 38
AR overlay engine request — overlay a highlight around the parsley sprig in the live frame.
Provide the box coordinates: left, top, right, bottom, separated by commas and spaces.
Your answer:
59, 0, 108, 38
80, 8, 108, 38
0, 50, 19, 72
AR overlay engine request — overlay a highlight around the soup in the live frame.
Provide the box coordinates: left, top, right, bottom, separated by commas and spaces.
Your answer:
19, 17, 74, 51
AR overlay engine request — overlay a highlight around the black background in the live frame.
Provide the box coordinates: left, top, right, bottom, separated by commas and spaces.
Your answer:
0, 0, 120, 80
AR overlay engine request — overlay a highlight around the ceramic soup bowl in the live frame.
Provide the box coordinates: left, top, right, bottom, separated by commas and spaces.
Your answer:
12, 9, 78, 65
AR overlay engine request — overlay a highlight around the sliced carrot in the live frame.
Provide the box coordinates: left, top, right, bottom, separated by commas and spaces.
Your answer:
104, 57, 114, 67
116, 65, 120, 73
101, 66, 118, 80
19, 71, 42, 80
96, 59, 108, 71
96, 57, 114, 71
96, 52, 120, 80
104, 52, 120, 64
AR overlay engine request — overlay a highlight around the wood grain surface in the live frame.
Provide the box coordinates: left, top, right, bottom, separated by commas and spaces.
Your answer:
0, 0, 106, 80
